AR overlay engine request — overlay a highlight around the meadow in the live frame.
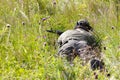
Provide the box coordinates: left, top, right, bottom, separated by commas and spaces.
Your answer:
0, 0, 120, 80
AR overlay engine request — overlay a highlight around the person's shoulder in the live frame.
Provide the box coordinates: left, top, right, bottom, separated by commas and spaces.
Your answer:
75, 29, 87, 33
65, 29, 74, 32
58, 30, 72, 41
76, 28, 93, 35
62, 29, 74, 33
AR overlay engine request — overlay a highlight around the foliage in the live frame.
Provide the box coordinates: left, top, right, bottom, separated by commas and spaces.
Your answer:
0, 0, 120, 80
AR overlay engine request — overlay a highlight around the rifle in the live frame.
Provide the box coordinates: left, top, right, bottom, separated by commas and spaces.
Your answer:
46, 28, 63, 36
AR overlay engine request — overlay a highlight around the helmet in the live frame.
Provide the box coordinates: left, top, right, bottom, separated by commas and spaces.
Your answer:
74, 19, 93, 31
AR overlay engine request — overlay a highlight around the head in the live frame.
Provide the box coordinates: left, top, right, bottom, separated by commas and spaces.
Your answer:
74, 19, 93, 31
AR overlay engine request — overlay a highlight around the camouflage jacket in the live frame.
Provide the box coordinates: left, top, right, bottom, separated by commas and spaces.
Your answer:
58, 28, 96, 48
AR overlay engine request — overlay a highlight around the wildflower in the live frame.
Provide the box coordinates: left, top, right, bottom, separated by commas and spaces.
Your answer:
41, 16, 50, 22
42, 18, 47, 21
43, 35, 46, 39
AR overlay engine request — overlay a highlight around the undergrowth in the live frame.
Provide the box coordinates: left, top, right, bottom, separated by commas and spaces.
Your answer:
0, 0, 120, 80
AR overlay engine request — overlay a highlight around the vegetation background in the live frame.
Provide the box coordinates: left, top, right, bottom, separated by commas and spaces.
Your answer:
0, 0, 120, 80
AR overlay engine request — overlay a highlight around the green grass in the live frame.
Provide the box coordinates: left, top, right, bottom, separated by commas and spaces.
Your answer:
0, 0, 120, 80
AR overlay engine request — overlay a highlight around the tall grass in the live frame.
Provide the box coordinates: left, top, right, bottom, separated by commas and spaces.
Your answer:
0, 0, 120, 80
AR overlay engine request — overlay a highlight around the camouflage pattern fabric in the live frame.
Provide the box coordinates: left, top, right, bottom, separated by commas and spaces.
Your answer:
56, 19, 104, 70
57, 28, 100, 62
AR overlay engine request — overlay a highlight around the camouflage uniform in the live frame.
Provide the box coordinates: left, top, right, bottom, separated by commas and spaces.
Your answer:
57, 19, 100, 63
58, 28, 97, 61
47, 19, 105, 70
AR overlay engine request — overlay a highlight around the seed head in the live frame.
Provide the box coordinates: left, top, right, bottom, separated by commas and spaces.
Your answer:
6, 24, 11, 28
43, 42, 47, 46
53, 1, 56, 5
107, 73, 110, 77
22, 22, 25, 25
111, 26, 115, 29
